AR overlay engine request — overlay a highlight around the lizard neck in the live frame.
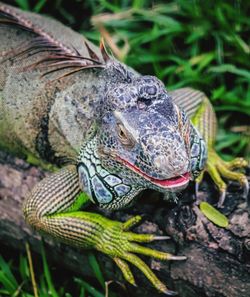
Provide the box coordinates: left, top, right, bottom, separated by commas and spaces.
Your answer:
77, 136, 142, 209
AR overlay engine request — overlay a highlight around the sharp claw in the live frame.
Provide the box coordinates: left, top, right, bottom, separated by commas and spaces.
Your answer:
153, 236, 170, 241
217, 190, 226, 208
195, 181, 200, 198
242, 179, 249, 198
168, 255, 187, 261
163, 289, 179, 296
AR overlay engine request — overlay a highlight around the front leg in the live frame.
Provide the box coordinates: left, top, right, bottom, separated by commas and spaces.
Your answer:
200, 150, 248, 206
191, 97, 248, 206
171, 88, 248, 205
23, 166, 185, 295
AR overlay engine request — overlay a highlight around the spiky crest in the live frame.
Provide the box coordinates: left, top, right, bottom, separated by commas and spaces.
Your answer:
0, 5, 111, 79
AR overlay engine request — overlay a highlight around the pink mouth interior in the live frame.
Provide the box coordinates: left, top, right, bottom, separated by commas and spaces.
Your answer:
149, 173, 190, 187
116, 156, 190, 188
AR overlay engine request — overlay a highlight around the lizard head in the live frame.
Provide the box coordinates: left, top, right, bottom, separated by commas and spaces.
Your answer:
97, 75, 192, 192
78, 63, 206, 208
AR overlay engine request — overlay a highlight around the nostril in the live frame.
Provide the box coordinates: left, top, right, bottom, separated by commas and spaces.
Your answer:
154, 152, 189, 176
154, 155, 168, 169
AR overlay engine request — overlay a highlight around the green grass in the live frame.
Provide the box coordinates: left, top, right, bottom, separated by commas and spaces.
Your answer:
9, 0, 250, 160
0, 243, 112, 297
81, 0, 250, 160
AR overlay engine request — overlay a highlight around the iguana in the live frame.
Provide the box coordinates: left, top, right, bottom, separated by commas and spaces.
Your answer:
0, 3, 248, 295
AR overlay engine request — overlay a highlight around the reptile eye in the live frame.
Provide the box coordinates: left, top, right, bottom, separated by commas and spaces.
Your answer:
117, 124, 128, 140
119, 127, 125, 138
117, 124, 134, 148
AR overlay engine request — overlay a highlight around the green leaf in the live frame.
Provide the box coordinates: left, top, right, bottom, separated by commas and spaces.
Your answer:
0, 256, 18, 290
0, 289, 11, 295
19, 254, 30, 280
211, 86, 226, 101
215, 133, 241, 151
41, 243, 59, 297
74, 278, 104, 297
88, 253, 105, 288
209, 64, 250, 80
0, 271, 16, 293
215, 105, 250, 116
200, 202, 229, 228
79, 286, 85, 297
33, 0, 47, 13
15, 0, 30, 10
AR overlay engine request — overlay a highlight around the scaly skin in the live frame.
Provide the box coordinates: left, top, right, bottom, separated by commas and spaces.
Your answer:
189, 91, 248, 206
171, 87, 248, 205
0, 3, 248, 295
23, 166, 184, 295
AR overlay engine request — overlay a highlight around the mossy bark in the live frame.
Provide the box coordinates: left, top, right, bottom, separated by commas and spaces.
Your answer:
0, 149, 249, 297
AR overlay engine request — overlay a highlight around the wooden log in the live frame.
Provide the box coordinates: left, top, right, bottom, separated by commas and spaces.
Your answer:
0, 149, 249, 297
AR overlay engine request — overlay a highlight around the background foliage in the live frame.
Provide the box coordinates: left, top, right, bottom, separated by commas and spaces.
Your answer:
0, 0, 250, 296
6, 0, 250, 160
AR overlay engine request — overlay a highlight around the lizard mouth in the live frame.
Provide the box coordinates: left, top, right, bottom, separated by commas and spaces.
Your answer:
116, 156, 190, 189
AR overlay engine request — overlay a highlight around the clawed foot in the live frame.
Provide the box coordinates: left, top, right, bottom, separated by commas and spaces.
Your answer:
96, 215, 186, 295
196, 148, 248, 207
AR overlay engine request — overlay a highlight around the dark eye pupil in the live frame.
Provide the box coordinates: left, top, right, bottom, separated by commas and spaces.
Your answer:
120, 129, 125, 137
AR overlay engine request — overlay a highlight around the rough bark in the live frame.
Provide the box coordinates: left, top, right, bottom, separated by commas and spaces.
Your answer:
0, 149, 250, 297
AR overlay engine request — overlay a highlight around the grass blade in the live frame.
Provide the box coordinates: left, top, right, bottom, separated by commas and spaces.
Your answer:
74, 278, 104, 297
88, 253, 105, 288
25, 243, 39, 297
0, 256, 18, 290
41, 242, 59, 297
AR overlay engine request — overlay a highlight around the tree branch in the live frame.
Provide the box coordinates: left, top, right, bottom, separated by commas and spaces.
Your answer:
0, 149, 250, 297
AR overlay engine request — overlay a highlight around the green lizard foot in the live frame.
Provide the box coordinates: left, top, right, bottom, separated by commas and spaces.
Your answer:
196, 149, 248, 207
96, 215, 186, 295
